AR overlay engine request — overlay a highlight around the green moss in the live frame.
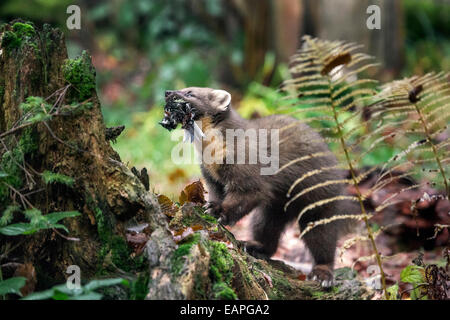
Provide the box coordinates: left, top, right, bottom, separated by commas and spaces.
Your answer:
207, 241, 234, 282
110, 236, 133, 271
206, 241, 237, 300
62, 51, 96, 101
266, 270, 293, 300
1, 31, 21, 50
1, 22, 36, 52
19, 127, 38, 154
94, 205, 140, 273
171, 233, 201, 275
193, 273, 208, 299
12, 22, 35, 38
212, 282, 238, 300
199, 213, 218, 224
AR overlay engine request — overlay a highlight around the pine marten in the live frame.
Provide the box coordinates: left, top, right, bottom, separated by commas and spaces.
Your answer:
161, 87, 358, 287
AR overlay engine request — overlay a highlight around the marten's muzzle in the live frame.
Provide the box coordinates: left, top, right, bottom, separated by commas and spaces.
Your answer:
159, 90, 204, 142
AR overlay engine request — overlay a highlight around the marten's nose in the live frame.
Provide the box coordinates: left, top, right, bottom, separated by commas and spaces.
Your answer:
165, 90, 174, 98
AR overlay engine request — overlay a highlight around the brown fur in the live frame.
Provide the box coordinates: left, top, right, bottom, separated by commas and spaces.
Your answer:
168, 87, 359, 286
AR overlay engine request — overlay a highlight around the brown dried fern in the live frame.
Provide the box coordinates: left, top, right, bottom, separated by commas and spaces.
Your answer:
279, 34, 450, 300
279, 35, 450, 299
276, 36, 392, 298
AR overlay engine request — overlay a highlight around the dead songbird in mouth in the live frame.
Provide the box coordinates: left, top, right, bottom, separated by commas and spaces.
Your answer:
159, 90, 206, 142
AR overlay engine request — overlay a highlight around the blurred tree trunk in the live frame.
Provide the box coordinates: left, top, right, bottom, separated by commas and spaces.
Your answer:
229, 0, 272, 83
272, 0, 303, 63
302, 0, 405, 79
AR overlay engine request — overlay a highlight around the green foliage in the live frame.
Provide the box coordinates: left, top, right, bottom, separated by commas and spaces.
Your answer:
0, 277, 26, 297
400, 265, 426, 299
41, 170, 74, 187
0, 210, 80, 236
129, 273, 150, 300
19, 96, 52, 124
404, 0, 450, 74
0, 204, 19, 226
400, 265, 425, 284
22, 278, 128, 300
0, 127, 38, 206
386, 283, 399, 300
88, 0, 241, 105
63, 51, 96, 101
404, 0, 450, 41
0, 1, 73, 28
0, 22, 35, 51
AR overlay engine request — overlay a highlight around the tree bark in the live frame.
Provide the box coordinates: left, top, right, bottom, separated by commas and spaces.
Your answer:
0, 20, 371, 300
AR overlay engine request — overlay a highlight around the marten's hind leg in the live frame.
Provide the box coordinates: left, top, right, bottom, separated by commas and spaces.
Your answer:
299, 207, 338, 288
245, 206, 291, 259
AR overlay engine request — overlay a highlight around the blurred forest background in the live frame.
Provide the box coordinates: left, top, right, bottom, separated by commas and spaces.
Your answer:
1, 1, 449, 296
1, 0, 448, 196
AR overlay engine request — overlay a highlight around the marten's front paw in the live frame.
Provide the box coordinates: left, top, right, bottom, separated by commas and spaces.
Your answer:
203, 201, 223, 219
308, 264, 334, 288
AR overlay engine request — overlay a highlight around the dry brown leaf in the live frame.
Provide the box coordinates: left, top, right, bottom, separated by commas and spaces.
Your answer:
13, 262, 36, 297
157, 194, 179, 217
126, 232, 148, 255
179, 180, 206, 205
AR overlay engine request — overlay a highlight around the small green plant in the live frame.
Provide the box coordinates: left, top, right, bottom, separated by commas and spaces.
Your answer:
22, 278, 128, 300
0, 277, 26, 297
0, 209, 80, 236
41, 170, 74, 187
400, 265, 426, 299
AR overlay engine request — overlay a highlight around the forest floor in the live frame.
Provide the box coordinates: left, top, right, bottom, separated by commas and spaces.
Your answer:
230, 215, 446, 299
228, 174, 450, 300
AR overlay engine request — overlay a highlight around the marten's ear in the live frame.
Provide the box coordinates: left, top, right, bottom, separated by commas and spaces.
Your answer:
210, 90, 231, 111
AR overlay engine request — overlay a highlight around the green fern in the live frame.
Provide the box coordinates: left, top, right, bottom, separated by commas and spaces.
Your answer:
41, 170, 74, 187
0, 209, 80, 236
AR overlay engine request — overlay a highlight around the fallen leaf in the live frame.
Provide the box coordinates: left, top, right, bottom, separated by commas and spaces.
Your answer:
126, 233, 148, 255
157, 194, 179, 217
13, 263, 36, 297
173, 227, 194, 243
298, 274, 307, 281
179, 180, 206, 205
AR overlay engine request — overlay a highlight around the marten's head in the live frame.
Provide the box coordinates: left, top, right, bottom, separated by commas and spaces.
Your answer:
164, 87, 231, 122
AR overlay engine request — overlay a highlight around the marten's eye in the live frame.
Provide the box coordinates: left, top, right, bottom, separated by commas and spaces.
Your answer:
185, 91, 193, 98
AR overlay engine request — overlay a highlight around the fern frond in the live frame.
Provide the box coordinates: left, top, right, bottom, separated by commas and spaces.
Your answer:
281, 36, 389, 297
